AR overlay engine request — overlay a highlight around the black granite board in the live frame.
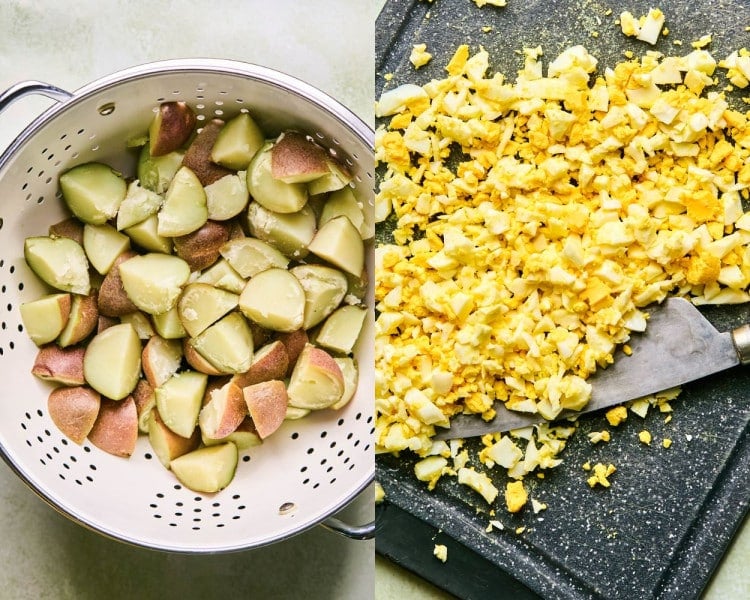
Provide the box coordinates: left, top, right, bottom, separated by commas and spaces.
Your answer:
375, 1, 750, 598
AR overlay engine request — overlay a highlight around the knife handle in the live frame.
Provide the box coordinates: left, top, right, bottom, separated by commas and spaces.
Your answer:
732, 324, 750, 365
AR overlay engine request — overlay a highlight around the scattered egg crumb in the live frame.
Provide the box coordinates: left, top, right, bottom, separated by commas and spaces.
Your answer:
375, 481, 386, 503
434, 543, 448, 562
663, 438, 673, 448
587, 463, 617, 488
505, 480, 528, 513
487, 519, 505, 532
606, 406, 628, 427
531, 498, 548, 513
410, 44, 433, 69
588, 430, 611, 444
482, 26, 493, 33
473, 0, 507, 7
515, 526, 526, 534
638, 430, 653, 445
383, 73, 394, 82
692, 34, 713, 49
619, 8, 665, 45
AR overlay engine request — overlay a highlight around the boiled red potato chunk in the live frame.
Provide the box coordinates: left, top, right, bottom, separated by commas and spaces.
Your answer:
307, 215, 364, 277
243, 379, 288, 439
20, 293, 71, 346
141, 335, 183, 388
32, 345, 86, 386
246, 201, 316, 259
181, 118, 233, 186
83, 323, 142, 401
287, 344, 345, 410
148, 101, 196, 157
239, 268, 305, 332
87, 396, 139, 458
155, 370, 207, 438
210, 112, 265, 171
177, 282, 239, 338
199, 380, 247, 440
56, 292, 98, 348
157, 166, 208, 237
59, 162, 127, 225
148, 408, 201, 469
24, 236, 90, 295
247, 142, 307, 214
118, 253, 191, 315
290, 264, 348, 329
189, 312, 255, 374
47, 386, 101, 445
170, 442, 238, 493
82, 223, 131, 275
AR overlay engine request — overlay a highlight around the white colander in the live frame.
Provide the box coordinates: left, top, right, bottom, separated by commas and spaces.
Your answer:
0, 59, 375, 552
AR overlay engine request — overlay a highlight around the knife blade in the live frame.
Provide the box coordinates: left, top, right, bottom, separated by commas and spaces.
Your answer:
435, 297, 750, 440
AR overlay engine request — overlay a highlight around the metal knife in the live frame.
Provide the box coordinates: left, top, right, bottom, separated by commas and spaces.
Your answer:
435, 297, 750, 440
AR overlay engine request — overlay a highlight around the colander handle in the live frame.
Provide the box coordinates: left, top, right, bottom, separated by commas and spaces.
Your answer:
321, 516, 375, 540
0, 80, 72, 113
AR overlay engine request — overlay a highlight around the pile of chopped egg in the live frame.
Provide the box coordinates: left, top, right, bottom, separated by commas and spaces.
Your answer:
375, 36, 750, 512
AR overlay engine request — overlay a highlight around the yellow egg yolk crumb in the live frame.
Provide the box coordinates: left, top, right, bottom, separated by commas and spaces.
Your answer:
505, 480, 528, 513
606, 406, 628, 427
587, 463, 617, 488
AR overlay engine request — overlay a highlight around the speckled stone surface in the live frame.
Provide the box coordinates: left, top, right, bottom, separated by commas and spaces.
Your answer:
374, 1, 750, 598
0, 2, 374, 598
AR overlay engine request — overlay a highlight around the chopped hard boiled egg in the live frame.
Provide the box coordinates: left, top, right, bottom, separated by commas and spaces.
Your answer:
376, 23, 750, 513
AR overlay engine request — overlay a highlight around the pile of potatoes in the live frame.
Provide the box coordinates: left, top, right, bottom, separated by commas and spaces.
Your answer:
20, 101, 371, 493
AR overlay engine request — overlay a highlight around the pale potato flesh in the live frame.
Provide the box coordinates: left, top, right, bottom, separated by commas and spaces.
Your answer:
189, 312, 255, 374
239, 268, 305, 332
118, 253, 191, 315
170, 442, 238, 493
290, 264, 348, 329
83, 223, 131, 275
24, 236, 91, 295
210, 112, 265, 171
124, 214, 173, 254
220, 237, 289, 279
307, 215, 364, 277
157, 166, 208, 237
155, 370, 207, 438
204, 173, 249, 221
177, 283, 239, 338
116, 180, 163, 230
314, 304, 368, 355
83, 323, 142, 400
59, 162, 127, 225
20, 293, 71, 346
246, 201, 316, 259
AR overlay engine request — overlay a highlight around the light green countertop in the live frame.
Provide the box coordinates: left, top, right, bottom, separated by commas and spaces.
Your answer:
0, 2, 374, 599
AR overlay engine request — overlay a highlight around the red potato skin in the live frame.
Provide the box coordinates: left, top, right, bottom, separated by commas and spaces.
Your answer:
275, 329, 309, 377
87, 396, 139, 458
97, 251, 139, 317
173, 220, 231, 272
243, 380, 288, 439
202, 382, 248, 439
47, 386, 101, 445
271, 131, 329, 182
31, 344, 86, 386
231, 340, 289, 389
150, 102, 197, 157
182, 119, 233, 186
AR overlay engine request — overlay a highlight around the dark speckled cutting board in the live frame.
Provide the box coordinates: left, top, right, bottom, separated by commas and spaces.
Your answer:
375, 1, 750, 598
